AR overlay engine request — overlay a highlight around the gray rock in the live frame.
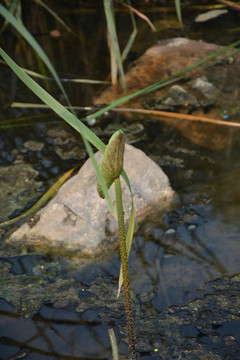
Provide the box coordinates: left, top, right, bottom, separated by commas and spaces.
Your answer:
189, 75, 219, 101
7, 145, 177, 259
24, 140, 44, 151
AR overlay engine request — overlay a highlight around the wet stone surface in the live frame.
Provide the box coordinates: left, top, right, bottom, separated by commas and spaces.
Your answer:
47, 128, 87, 161
0, 162, 42, 222
94, 38, 240, 150
103, 122, 146, 144
91, 121, 147, 145
142, 83, 215, 113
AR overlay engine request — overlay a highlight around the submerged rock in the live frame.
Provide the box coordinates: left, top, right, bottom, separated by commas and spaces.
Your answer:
7, 144, 177, 259
95, 38, 240, 150
47, 128, 87, 160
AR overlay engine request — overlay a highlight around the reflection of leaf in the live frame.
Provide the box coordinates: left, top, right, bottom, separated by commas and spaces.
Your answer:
0, 167, 75, 228
195, 9, 228, 23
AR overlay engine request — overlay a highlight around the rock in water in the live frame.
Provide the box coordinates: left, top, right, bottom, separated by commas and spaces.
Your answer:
0, 162, 42, 222
8, 145, 177, 260
95, 38, 240, 150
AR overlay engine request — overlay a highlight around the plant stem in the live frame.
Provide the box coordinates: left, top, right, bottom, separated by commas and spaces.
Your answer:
114, 176, 136, 360
108, 328, 119, 360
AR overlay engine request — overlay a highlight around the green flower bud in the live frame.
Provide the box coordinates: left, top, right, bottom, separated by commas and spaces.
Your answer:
97, 130, 125, 199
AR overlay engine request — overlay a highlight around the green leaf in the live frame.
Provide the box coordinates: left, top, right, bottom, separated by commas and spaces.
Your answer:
121, 0, 137, 62
108, 328, 119, 360
175, 0, 183, 26
0, 60, 110, 84
33, 0, 72, 33
103, 0, 126, 92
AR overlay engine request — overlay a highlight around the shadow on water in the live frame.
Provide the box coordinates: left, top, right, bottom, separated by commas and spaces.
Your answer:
1, 1, 240, 359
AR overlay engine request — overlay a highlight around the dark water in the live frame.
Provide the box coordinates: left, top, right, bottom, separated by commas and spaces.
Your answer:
1, 1, 240, 359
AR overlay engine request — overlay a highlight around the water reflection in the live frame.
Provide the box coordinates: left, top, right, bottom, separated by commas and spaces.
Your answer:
0, 299, 113, 360
130, 197, 239, 311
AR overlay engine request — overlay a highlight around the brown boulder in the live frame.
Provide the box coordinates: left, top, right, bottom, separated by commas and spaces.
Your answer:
95, 38, 240, 150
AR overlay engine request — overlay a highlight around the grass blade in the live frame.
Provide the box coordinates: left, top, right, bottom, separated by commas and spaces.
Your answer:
0, 61, 110, 84
33, 0, 72, 32
121, 0, 138, 62
175, 0, 183, 26
103, 0, 126, 92
108, 328, 119, 360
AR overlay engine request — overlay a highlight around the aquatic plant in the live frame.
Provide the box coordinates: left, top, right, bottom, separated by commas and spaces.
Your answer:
98, 130, 136, 359
1, 2, 240, 359
0, 4, 137, 357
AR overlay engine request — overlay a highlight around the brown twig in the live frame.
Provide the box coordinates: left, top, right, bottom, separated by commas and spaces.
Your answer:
115, 0, 156, 31
11, 102, 240, 129
215, 0, 240, 11
112, 107, 240, 128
